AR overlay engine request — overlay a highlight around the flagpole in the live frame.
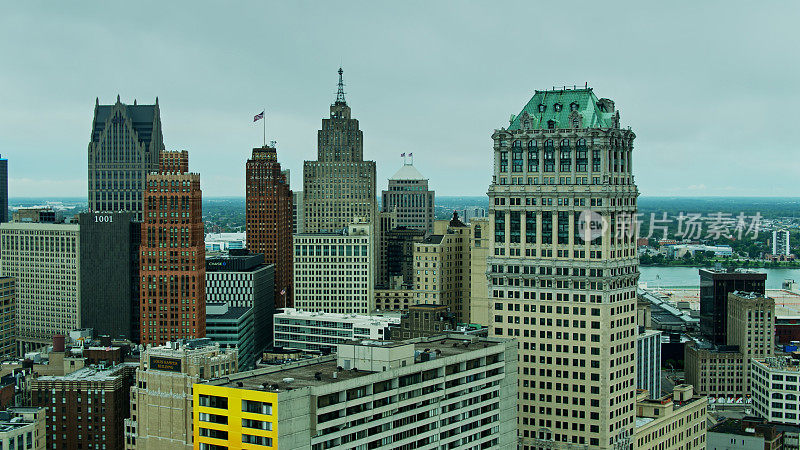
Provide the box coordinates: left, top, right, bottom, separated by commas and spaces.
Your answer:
263, 108, 266, 147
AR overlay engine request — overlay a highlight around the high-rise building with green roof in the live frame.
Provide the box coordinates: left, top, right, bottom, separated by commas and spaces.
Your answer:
485, 86, 639, 449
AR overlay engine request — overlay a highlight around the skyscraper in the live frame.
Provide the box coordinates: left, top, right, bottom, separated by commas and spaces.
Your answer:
699, 268, 766, 345
139, 150, 205, 345
382, 159, 435, 233
88, 96, 164, 221
0, 154, 7, 223
303, 69, 376, 233
79, 212, 140, 341
487, 87, 639, 449
245, 145, 293, 308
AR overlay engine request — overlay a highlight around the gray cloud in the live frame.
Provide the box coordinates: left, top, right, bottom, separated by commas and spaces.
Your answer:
0, 1, 797, 198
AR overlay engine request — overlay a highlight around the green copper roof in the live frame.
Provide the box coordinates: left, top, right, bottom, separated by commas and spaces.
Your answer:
508, 88, 614, 130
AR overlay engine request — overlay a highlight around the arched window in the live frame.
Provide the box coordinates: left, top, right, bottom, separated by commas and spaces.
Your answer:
547, 120, 555, 130
560, 139, 570, 148
572, 118, 580, 128
512, 140, 522, 148
527, 140, 537, 149
570, 102, 579, 111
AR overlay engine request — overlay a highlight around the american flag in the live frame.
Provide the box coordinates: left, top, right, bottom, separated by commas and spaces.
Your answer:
280, 289, 286, 296
401, 153, 405, 157
254, 111, 264, 122
409, 152, 413, 157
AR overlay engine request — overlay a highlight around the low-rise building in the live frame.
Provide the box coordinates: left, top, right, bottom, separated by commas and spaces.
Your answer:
390, 304, 457, 340
31, 363, 136, 450
0, 407, 46, 450
193, 335, 517, 449
708, 417, 783, 450
373, 287, 421, 312
273, 308, 399, 353
124, 339, 238, 450
634, 385, 707, 450
752, 357, 800, 424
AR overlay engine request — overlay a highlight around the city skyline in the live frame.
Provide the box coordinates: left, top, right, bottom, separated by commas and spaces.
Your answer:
1, 2, 798, 199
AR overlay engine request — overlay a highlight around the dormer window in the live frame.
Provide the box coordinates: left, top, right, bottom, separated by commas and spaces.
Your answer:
597, 102, 606, 112
554, 103, 562, 112
570, 102, 579, 111
538, 104, 546, 113
547, 120, 556, 130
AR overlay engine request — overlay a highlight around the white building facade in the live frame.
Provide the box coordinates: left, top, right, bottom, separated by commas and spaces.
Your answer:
637, 329, 663, 399
274, 308, 399, 352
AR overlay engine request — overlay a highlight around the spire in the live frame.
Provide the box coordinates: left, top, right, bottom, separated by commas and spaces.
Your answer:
335, 67, 346, 104
116, 94, 120, 103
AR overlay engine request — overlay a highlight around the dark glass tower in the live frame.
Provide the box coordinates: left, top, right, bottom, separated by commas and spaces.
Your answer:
699, 268, 767, 344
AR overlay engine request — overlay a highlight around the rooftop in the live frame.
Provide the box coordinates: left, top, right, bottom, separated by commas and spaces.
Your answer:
35, 363, 134, 382
508, 87, 614, 130
389, 163, 427, 181
208, 336, 506, 392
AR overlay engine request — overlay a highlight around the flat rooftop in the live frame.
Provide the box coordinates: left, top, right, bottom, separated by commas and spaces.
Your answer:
210, 336, 505, 392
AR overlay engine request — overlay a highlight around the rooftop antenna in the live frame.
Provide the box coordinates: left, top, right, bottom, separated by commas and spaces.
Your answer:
336, 67, 346, 104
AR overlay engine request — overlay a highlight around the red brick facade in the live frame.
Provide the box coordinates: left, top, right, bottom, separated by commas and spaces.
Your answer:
246, 146, 293, 308
139, 151, 205, 345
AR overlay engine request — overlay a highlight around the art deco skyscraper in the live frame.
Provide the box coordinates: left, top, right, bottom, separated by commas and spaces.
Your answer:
303, 69, 376, 233
139, 150, 205, 345
88, 96, 164, 221
246, 145, 293, 308
487, 88, 639, 449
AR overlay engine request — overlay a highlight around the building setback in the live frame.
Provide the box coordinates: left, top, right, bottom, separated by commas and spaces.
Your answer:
124, 339, 238, 450
193, 336, 517, 449
488, 87, 639, 448
87, 96, 164, 222
139, 150, 205, 345
0, 222, 80, 354
79, 212, 140, 341
205, 250, 274, 354
245, 145, 293, 308
31, 364, 136, 450
303, 69, 376, 234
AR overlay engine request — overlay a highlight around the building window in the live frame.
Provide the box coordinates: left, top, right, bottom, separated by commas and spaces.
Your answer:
547, 120, 555, 130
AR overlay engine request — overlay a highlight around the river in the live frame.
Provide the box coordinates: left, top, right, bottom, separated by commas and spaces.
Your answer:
638, 266, 800, 289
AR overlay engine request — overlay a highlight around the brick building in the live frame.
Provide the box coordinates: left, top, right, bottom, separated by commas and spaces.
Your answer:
245, 145, 293, 308
139, 150, 205, 345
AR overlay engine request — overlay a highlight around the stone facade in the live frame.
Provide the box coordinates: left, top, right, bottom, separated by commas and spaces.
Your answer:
488, 87, 639, 449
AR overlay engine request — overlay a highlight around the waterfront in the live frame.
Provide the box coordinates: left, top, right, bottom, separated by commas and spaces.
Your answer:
639, 266, 800, 289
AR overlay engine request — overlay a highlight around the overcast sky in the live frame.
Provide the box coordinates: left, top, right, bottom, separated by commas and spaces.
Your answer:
1, 2, 797, 198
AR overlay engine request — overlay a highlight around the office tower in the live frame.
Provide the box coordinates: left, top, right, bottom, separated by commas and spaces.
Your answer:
303, 69, 376, 233
31, 364, 136, 450
773, 229, 791, 256
273, 308, 398, 352
206, 303, 255, 369
488, 87, 639, 449
469, 217, 490, 325
0, 221, 80, 354
139, 150, 205, 345
0, 155, 6, 223
633, 385, 707, 450
685, 291, 775, 397
292, 191, 304, 234
193, 336, 517, 449
376, 226, 426, 291
124, 340, 238, 450
0, 278, 12, 359
245, 145, 293, 308
78, 212, 140, 340
699, 269, 766, 345
382, 159, 435, 233
413, 213, 472, 323
205, 250, 274, 354
88, 96, 164, 221
0, 407, 46, 450
637, 329, 662, 399
294, 219, 374, 314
